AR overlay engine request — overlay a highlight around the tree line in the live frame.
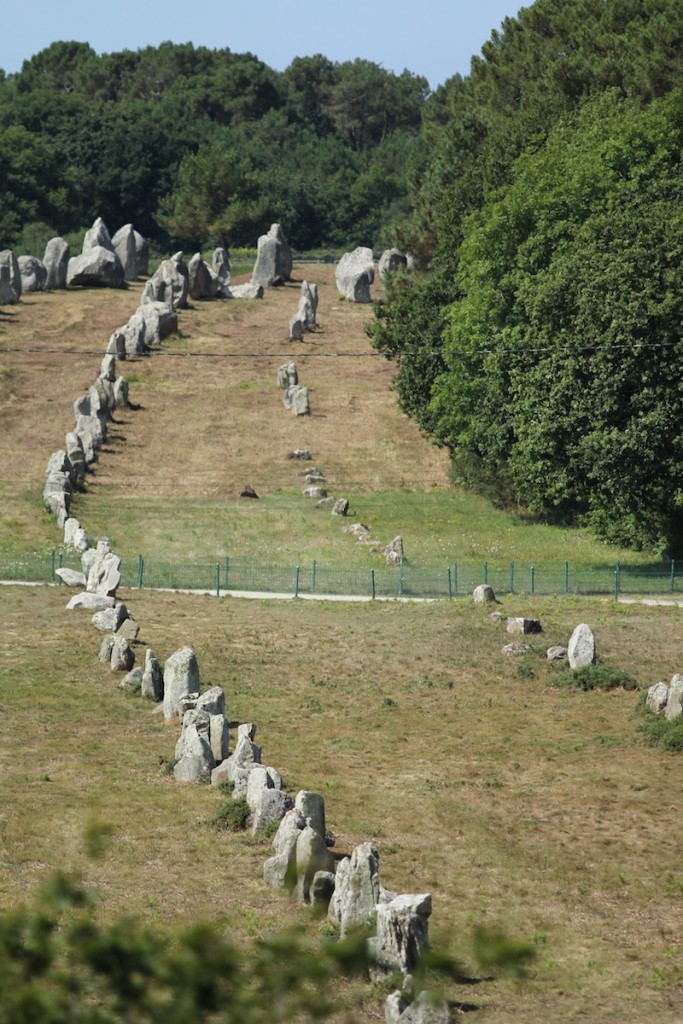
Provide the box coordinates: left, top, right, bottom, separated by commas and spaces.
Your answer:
370, 0, 683, 555
0, 41, 428, 253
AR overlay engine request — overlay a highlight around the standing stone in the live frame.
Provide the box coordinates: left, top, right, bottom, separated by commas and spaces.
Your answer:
86, 540, 121, 598
335, 247, 374, 302
188, 252, 218, 299
369, 893, 432, 979
294, 791, 326, 840
197, 686, 229, 762
252, 788, 293, 835
212, 247, 231, 296
133, 230, 149, 276
664, 674, 683, 720
100, 353, 116, 382
251, 224, 292, 287
83, 217, 114, 253
567, 623, 596, 669
110, 636, 134, 672
295, 825, 335, 903
67, 246, 125, 288
173, 711, 215, 783
646, 680, 669, 714
55, 568, 86, 587
0, 250, 21, 304
111, 224, 139, 281
384, 536, 405, 564
43, 238, 70, 289
163, 646, 200, 719
378, 248, 408, 279
141, 649, 163, 701
18, 256, 47, 292
472, 584, 496, 604
291, 386, 310, 416
332, 499, 349, 517
329, 843, 380, 936
277, 361, 298, 389
507, 617, 542, 635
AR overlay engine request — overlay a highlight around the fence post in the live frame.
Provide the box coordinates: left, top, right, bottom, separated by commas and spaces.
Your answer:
483, 560, 488, 584
447, 566, 452, 599
215, 563, 220, 597
312, 559, 317, 594
57, 548, 63, 584
509, 561, 515, 593
294, 565, 300, 598
614, 565, 620, 601
399, 561, 404, 596
137, 555, 144, 589
671, 559, 675, 593
564, 560, 569, 594
530, 565, 535, 595
50, 549, 56, 582
453, 562, 458, 595
224, 556, 229, 590
371, 569, 376, 600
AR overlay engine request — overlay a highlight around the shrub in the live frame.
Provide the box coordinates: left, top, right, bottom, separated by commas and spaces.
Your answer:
550, 665, 638, 691
638, 713, 683, 752
207, 797, 250, 832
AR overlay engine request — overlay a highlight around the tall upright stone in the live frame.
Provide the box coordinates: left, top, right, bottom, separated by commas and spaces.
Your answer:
43, 237, 70, 289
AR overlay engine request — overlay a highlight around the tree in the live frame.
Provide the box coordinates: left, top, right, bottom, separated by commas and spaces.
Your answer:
430, 89, 683, 552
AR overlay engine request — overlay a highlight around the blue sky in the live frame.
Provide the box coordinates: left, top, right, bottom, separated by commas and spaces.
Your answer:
0, 1, 527, 91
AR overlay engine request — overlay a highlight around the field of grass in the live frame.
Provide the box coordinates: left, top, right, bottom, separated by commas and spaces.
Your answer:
1, 585, 682, 1021
2, 266, 683, 1021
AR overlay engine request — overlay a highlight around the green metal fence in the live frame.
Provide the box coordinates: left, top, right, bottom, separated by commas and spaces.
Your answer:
1, 550, 682, 600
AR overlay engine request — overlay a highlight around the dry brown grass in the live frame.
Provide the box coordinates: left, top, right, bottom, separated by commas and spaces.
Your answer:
1, 583, 683, 1022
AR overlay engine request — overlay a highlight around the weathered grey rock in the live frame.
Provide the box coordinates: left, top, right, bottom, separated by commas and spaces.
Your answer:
83, 217, 114, 253
547, 645, 567, 661
119, 667, 143, 691
111, 224, 138, 281
473, 584, 497, 604
66, 591, 115, 610
385, 990, 449, 1024
335, 247, 374, 302
67, 246, 125, 288
144, 258, 188, 310
272, 807, 306, 855
294, 791, 326, 840
196, 687, 229, 762
332, 499, 349, 517
379, 249, 408, 279
141, 649, 163, 701
252, 223, 292, 286
502, 643, 533, 656
136, 301, 178, 343
277, 361, 298, 389
664, 674, 683, 720
64, 433, 86, 489
18, 255, 47, 292
291, 386, 310, 416
134, 230, 149, 276
86, 540, 121, 598
646, 681, 670, 714
311, 871, 336, 908
43, 238, 70, 289
369, 893, 432, 979
295, 824, 335, 902
113, 377, 129, 408
329, 842, 380, 936
116, 617, 140, 642
0, 250, 21, 304
100, 353, 116, 382
188, 252, 218, 299
345, 522, 371, 541
264, 829, 299, 891
287, 448, 312, 460
230, 282, 263, 299
81, 548, 99, 575
317, 497, 336, 510
507, 617, 542, 635
567, 623, 596, 669
289, 314, 305, 341
237, 722, 257, 741
106, 329, 127, 360
212, 247, 231, 296
300, 281, 318, 326
43, 470, 71, 518
385, 536, 405, 565
56, 567, 87, 588
98, 635, 115, 664
92, 602, 129, 632
163, 646, 200, 720
489, 611, 503, 623
110, 636, 134, 672
252, 788, 293, 835
303, 485, 327, 499
174, 710, 215, 783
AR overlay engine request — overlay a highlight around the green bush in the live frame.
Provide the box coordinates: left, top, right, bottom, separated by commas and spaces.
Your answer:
550, 664, 639, 691
207, 797, 250, 832
638, 713, 683, 752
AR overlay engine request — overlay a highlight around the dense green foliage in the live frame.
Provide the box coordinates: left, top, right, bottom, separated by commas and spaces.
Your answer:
0, 42, 427, 252
371, 0, 683, 553
550, 664, 639, 692
638, 711, 683, 752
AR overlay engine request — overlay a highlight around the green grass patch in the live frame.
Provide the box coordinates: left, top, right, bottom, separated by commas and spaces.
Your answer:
550, 664, 639, 691
638, 712, 683, 751
207, 797, 250, 832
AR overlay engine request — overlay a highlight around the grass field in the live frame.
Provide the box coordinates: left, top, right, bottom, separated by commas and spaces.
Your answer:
1, 266, 682, 1021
